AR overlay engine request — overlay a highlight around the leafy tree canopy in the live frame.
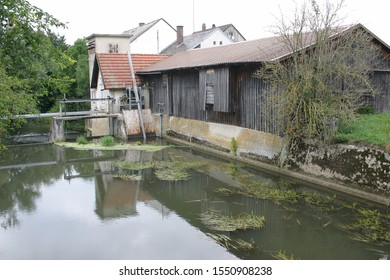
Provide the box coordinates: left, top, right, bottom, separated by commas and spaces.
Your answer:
0, 0, 74, 113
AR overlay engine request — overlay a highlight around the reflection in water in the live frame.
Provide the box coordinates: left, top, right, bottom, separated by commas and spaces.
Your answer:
0, 143, 389, 260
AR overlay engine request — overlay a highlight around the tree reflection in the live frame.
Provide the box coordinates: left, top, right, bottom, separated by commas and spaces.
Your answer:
0, 145, 64, 229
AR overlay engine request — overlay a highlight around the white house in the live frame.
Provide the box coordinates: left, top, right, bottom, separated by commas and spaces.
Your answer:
160, 24, 244, 55
122, 18, 177, 54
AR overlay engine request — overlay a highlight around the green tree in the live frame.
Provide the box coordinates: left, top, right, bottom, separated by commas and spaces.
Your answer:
0, 0, 74, 113
257, 0, 380, 153
0, 66, 35, 150
66, 39, 89, 99
0, 0, 74, 148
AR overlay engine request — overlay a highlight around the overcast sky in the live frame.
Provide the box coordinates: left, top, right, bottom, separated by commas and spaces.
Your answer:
27, 0, 390, 46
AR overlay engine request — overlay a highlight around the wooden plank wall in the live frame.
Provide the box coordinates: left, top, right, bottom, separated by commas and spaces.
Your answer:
148, 64, 389, 136
371, 71, 390, 112
149, 66, 281, 135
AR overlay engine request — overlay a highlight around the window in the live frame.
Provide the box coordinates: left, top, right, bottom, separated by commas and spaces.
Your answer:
206, 69, 215, 106
109, 43, 118, 53
220, 41, 223, 45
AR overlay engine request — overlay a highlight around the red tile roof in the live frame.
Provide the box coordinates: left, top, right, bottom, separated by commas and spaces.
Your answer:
96, 53, 170, 89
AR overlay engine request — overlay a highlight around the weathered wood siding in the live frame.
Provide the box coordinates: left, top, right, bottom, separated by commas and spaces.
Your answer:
149, 65, 280, 135
148, 62, 389, 136
371, 70, 390, 112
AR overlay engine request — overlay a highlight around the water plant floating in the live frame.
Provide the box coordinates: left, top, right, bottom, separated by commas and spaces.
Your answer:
55, 141, 171, 152
200, 211, 266, 232
207, 233, 256, 251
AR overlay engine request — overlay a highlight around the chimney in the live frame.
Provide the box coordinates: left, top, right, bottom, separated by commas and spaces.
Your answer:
202, 23, 206, 31
177, 25, 184, 44
139, 22, 145, 27
212, 24, 216, 28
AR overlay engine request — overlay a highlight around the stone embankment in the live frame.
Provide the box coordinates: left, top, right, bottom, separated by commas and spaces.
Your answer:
157, 115, 390, 206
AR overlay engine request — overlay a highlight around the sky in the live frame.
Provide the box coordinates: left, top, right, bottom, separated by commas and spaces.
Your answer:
27, 0, 390, 46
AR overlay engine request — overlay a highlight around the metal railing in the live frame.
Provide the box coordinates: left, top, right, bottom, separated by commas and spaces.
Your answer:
59, 97, 115, 117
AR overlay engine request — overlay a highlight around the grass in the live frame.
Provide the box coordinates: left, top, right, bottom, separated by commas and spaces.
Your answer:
342, 207, 390, 245
76, 135, 88, 145
116, 160, 206, 182
55, 141, 170, 152
100, 136, 115, 147
207, 233, 256, 251
334, 112, 390, 147
153, 161, 205, 181
200, 211, 266, 232
271, 250, 300, 260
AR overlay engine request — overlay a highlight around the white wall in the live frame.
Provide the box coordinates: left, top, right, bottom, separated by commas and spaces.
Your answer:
94, 36, 131, 53
130, 21, 176, 54
199, 29, 233, 48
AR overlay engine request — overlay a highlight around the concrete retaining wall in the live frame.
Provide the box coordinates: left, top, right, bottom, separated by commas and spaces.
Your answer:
288, 143, 390, 193
153, 114, 390, 203
154, 115, 283, 162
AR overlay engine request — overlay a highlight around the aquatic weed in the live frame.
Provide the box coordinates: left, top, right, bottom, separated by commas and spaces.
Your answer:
207, 233, 256, 251
343, 208, 390, 245
200, 211, 266, 232
114, 174, 142, 181
271, 250, 300, 260
154, 161, 205, 182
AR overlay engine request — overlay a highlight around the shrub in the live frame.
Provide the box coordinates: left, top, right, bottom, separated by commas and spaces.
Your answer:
76, 135, 88, 145
356, 105, 375, 115
231, 137, 238, 155
100, 136, 115, 147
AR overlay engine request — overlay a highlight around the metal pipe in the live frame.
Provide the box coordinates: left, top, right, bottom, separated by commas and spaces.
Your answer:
128, 51, 146, 140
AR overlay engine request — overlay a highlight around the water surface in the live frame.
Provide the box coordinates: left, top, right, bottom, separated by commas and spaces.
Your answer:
0, 142, 389, 259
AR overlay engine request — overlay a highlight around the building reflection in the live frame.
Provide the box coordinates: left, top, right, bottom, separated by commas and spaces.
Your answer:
93, 149, 171, 220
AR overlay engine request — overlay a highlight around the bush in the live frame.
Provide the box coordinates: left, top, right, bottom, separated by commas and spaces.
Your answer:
76, 135, 88, 145
231, 137, 238, 155
100, 136, 115, 147
356, 105, 375, 115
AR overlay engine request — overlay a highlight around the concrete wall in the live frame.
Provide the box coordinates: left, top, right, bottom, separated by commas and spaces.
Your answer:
152, 114, 390, 203
153, 114, 282, 161
287, 143, 390, 193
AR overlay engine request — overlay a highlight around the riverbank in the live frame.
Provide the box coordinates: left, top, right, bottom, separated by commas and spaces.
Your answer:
164, 135, 390, 207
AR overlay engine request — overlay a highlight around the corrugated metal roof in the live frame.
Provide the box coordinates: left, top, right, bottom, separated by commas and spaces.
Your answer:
140, 24, 389, 73
142, 35, 290, 72
96, 53, 170, 89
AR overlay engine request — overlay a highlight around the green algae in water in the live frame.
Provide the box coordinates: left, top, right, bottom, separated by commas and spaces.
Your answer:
154, 161, 206, 182
200, 211, 266, 232
343, 207, 390, 245
114, 174, 142, 181
55, 141, 170, 152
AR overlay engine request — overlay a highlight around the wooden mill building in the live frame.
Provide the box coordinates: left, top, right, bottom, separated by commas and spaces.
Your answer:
139, 24, 390, 139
